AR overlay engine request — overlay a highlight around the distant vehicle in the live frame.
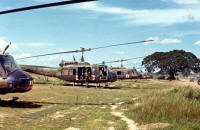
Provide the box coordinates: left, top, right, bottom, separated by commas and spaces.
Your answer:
110, 67, 142, 80
103, 57, 144, 80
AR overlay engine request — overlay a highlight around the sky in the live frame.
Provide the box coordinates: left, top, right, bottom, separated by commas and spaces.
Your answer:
0, 0, 200, 69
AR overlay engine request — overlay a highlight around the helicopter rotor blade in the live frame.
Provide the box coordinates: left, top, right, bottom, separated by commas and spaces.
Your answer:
103, 56, 146, 64
0, 0, 96, 15
91, 40, 153, 50
16, 49, 83, 60
16, 40, 153, 60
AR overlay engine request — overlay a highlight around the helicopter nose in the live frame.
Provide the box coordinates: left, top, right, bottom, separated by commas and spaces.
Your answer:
7, 69, 34, 92
108, 71, 117, 82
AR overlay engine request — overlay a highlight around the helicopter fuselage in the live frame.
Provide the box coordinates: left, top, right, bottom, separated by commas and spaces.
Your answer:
21, 61, 117, 84
111, 67, 142, 80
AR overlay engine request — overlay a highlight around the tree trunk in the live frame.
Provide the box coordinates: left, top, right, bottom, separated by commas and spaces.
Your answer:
168, 71, 175, 80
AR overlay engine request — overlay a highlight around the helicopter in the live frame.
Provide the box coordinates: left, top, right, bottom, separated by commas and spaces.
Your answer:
103, 57, 145, 80
0, 43, 33, 101
19, 40, 153, 87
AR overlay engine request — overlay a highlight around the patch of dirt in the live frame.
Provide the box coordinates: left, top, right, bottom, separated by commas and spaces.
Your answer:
111, 102, 124, 110
41, 97, 54, 101
64, 127, 80, 130
51, 111, 65, 119
108, 126, 115, 130
100, 105, 106, 109
110, 102, 137, 130
110, 98, 171, 130
111, 111, 137, 130
134, 103, 141, 107
0, 112, 12, 128
108, 121, 114, 125
138, 123, 171, 129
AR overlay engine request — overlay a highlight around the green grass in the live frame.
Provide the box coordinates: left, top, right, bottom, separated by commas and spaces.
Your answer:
1, 73, 199, 129
124, 87, 200, 129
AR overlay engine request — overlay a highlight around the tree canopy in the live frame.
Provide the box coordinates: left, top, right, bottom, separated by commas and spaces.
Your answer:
142, 50, 200, 80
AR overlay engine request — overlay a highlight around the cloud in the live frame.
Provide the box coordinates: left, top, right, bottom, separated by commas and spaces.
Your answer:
72, 2, 200, 25
160, 38, 182, 44
29, 0, 200, 25
147, 37, 182, 44
164, 0, 200, 5
28, 42, 55, 47
114, 51, 125, 55
194, 40, 200, 46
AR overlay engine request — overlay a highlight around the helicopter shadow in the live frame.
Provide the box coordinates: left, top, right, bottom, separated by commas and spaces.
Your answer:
62, 83, 121, 89
30, 101, 117, 106
0, 100, 42, 108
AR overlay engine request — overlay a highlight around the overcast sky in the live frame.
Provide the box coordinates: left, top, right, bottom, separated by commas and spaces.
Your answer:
0, 0, 200, 69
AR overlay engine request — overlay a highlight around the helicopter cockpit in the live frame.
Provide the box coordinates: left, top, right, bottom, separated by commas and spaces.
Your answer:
0, 54, 21, 75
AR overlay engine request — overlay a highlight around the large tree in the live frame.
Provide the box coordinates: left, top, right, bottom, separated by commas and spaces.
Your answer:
142, 50, 200, 80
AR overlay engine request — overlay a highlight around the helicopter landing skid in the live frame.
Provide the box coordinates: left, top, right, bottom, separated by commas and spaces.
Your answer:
11, 97, 19, 102
0, 97, 19, 103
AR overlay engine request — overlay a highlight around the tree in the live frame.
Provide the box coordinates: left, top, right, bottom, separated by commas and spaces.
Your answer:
142, 50, 200, 80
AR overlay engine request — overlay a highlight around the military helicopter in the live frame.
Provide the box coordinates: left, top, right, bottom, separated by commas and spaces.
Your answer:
19, 40, 153, 86
103, 57, 145, 80
0, 43, 33, 101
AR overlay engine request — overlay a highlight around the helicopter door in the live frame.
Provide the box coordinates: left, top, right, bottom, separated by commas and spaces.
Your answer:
78, 67, 86, 80
117, 71, 122, 75
0, 63, 7, 79
85, 67, 91, 82
99, 66, 108, 80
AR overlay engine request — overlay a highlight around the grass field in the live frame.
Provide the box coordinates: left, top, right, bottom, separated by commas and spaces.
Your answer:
0, 74, 200, 129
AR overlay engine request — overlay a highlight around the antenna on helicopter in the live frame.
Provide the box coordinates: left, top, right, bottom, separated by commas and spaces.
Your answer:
120, 59, 125, 68
3, 42, 11, 54
80, 48, 85, 62
73, 56, 76, 62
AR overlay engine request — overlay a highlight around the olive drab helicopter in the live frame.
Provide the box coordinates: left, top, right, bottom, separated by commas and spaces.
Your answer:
18, 40, 153, 86
103, 56, 145, 80
0, 43, 33, 100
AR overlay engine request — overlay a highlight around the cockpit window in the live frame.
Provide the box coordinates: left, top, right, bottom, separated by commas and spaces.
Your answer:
0, 55, 20, 74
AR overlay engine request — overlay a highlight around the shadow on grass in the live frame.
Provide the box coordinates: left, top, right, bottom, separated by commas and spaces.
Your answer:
114, 86, 167, 90
0, 100, 42, 108
31, 101, 116, 106
62, 83, 121, 89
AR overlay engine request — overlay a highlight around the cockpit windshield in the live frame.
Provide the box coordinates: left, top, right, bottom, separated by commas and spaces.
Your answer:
0, 55, 21, 74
